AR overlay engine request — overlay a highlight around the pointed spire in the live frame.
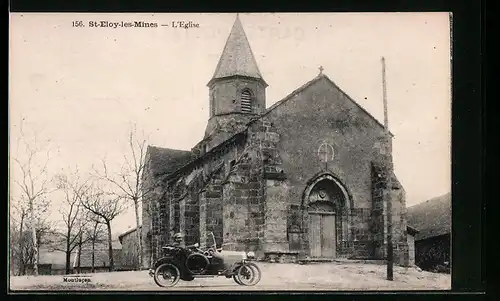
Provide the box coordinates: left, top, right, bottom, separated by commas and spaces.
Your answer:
209, 14, 266, 86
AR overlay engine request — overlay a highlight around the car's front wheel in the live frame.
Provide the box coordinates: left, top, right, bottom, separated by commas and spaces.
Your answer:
154, 263, 181, 288
235, 262, 261, 286
233, 274, 243, 285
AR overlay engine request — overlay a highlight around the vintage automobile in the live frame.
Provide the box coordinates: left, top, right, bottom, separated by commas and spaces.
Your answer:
149, 232, 261, 287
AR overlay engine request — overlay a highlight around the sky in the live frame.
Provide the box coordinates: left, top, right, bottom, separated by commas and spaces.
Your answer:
9, 12, 452, 235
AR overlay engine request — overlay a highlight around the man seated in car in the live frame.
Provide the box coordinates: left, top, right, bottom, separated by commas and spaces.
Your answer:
172, 232, 185, 248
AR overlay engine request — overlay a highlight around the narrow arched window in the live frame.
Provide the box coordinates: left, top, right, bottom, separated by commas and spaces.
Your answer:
241, 89, 253, 113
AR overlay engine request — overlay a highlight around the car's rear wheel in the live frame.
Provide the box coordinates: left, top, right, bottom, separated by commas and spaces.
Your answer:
154, 263, 181, 287
236, 262, 261, 286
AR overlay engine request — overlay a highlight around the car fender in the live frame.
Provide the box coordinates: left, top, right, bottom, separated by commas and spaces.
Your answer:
229, 261, 245, 274
153, 256, 180, 270
154, 256, 194, 281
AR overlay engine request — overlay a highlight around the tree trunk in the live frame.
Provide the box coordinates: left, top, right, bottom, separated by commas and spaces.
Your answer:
106, 220, 114, 272
37, 244, 40, 266
65, 249, 71, 275
91, 238, 95, 273
133, 198, 142, 270
65, 233, 71, 274
30, 207, 39, 276
66, 227, 72, 275
91, 221, 99, 273
18, 215, 25, 276
77, 234, 82, 274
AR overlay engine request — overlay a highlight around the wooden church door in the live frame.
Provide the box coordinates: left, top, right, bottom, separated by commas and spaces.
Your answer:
309, 212, 336, 258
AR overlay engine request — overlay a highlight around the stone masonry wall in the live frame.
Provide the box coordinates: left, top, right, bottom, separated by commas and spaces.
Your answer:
208, 77, 267, 118
348, 208, 373, 258
199, 175, 224, 248
262, 76, 389, 260
371, 160, 410, 266
183, 194, 201, 246
263, 179, 289, 253
160, 137, 245, 250
249, 117, 286, 255
222, 120, 268, 255
260, 76, 410, 261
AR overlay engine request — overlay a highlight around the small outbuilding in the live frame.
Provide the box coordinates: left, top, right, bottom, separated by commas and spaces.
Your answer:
407, 193, 451, 273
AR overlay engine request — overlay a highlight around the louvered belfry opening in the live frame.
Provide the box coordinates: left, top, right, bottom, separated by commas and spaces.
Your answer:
241, 90, 253, 113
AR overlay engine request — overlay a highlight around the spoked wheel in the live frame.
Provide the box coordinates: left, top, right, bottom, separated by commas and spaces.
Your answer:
233, 274, 243, 285
236, 262, 262, 286
153, 263, 181, 288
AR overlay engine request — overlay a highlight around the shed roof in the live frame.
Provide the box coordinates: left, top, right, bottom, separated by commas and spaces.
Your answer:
118, 226, 141, 244
406, 225, 419, 236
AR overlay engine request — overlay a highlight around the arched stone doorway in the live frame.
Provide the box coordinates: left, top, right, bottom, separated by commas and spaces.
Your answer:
303, 174, 351, 258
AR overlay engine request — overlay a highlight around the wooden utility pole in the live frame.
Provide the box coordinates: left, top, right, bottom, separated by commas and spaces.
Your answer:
381, 56, 394, 281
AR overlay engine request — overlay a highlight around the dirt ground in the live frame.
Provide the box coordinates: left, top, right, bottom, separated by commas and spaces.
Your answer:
9, 262, 451, 291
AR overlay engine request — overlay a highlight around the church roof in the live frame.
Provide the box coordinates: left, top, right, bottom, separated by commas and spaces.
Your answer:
147, 146, 192, 176
407, 192, 451, 241
166, 131, 247, 182
209, 14, 266, 85
263, 73, 394, 137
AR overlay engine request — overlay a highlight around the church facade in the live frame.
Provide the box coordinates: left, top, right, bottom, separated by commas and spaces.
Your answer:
141, 15, 410, 267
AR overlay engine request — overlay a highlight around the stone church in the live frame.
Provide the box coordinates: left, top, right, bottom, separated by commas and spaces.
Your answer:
141, 15, 410, 267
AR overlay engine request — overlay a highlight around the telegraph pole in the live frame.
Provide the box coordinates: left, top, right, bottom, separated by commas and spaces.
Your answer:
381, 56, 394, 281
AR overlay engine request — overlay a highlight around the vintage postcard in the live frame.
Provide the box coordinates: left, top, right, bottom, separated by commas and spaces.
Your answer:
9, 12, 452, 291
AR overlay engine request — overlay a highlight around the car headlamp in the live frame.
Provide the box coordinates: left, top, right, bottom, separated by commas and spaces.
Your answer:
246, 251, 256, 259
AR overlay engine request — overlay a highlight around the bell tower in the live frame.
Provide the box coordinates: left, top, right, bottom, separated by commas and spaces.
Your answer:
205, 14, 268, 138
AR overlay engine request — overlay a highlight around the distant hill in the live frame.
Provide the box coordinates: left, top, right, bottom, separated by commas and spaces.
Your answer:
407, 193, 451, 241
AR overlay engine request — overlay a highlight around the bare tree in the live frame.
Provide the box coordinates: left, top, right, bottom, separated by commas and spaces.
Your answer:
51, 171, 91, 274
10, 197, 53, 275
83, 217, 106, 273
10, 199, 30, 275
34, 217, 57, 265
76, 210, 102, 274
93, 125, 151, 269
81, 185, 125, 272
11, 124, 53, 276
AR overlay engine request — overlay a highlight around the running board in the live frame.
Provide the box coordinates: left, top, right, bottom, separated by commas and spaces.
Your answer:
192, 274, 224, 278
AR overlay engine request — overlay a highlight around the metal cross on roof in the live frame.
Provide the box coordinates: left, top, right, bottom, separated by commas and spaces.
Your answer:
319, 66, 324, 74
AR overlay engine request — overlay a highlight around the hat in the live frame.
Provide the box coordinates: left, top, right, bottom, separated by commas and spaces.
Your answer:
173, 233, 183, 239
